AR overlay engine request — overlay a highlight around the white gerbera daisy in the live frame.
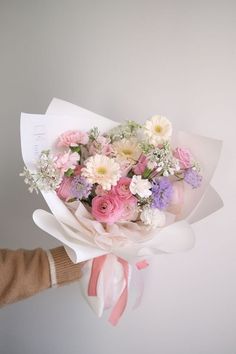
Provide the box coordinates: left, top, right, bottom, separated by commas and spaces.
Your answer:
144, 115, 172, 145
81, 154, 121, 190
112, 138, 141, 163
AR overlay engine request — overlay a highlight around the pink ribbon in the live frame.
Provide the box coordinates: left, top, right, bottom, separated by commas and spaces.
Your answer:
87, 256, 149, 326
136, 259, 149, 270
88, 255, 107, 296
108, 258, 129, 326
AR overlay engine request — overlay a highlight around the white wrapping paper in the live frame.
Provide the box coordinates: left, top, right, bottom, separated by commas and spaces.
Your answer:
20, 98, 223, 319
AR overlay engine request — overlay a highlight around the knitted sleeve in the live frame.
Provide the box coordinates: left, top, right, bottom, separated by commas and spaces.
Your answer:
0, 247, 82, 307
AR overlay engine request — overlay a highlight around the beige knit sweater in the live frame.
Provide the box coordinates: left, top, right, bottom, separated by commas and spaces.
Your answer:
0, 247, 83, 307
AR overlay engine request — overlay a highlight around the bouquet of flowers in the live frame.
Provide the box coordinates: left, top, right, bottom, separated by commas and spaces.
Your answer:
20, 99, 223, 325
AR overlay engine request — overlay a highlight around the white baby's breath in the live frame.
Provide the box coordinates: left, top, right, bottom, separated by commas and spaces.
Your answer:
20, 150, 62, 193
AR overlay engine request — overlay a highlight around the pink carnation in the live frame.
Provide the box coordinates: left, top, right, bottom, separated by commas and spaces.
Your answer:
111, 177, 133, 201
54, 151, 80, 173
92, 194, 123, 224
74, 164, 83, 176
57, 130, 89, 147
173, 147, 192, 169
56, 177, 73, 201
133, 154, 148, 174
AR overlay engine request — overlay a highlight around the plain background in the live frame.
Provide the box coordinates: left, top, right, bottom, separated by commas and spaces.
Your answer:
0, 1, 235, 353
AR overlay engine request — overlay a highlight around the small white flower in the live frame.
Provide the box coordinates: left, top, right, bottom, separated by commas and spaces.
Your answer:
147, 160, 157, 169
156, 166, 163, 172
140, 207, 166, 228
175, 162, 180, 171
130, 175, 152, 198
144, 115, 172, 145
82, 154, 121, 190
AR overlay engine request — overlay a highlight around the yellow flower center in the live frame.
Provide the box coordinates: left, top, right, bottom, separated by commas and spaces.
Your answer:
96, 166, 107, 175
122, 148, 133, 156
155, 125, 162, 133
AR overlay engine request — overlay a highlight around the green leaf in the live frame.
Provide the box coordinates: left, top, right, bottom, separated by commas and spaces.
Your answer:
70, 146, 81, 153
142, 168, 152, 179
67, 197, 77, 203
65, 168, 74, 177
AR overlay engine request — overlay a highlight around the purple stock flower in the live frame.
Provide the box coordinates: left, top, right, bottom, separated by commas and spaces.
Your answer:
151, 177, 173, 210
71, 176, 92, 200
184, 168, 202, 188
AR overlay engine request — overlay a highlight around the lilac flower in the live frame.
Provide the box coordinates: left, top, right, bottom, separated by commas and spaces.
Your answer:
151, 177, 173, 210
71, 176, 92, 200
184, 168, 202, 188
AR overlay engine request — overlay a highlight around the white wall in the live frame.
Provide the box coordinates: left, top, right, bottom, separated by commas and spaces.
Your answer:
0, 1, 235, 353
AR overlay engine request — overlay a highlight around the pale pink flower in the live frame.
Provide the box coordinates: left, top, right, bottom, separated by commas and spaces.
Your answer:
173, 147, 192, 169
120, 196, 138, 221
111, 177, 133, 201
89, 136, 113, 156
57, 130, 89, 147
95, 185, 108, 196
91, 194, 123, 224
133, 154, 148, 174
54, 151, 80, 173
56, 177, 73, 201
116, 158, 133, 177
167, 181, 184, 215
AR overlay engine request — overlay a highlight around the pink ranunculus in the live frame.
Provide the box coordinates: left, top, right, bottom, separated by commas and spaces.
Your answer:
92, 194, 124, 224
133, 154, 148, 174
120, 196, 138, 221
54, 151, 80, 173
56, 177, 73, 201
89, 136, 113, 156
112, 177, 133, 201
57, 130, 89, 147
173, 147, 192, 169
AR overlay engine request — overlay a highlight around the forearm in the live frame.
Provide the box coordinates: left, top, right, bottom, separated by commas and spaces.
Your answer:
0, 247, 82, 307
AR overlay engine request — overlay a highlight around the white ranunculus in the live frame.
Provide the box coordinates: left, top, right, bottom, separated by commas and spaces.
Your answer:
144, 115, 172, 145
129, 175, 152, 198
140, 207, 166, 228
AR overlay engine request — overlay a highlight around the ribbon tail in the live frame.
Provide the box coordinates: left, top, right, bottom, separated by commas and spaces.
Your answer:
131, 259, 149, 310
108, 258, 129, 326
88, 255, 107, 296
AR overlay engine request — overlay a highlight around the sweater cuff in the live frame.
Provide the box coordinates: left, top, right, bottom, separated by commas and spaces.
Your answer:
47, 247, 83, 287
